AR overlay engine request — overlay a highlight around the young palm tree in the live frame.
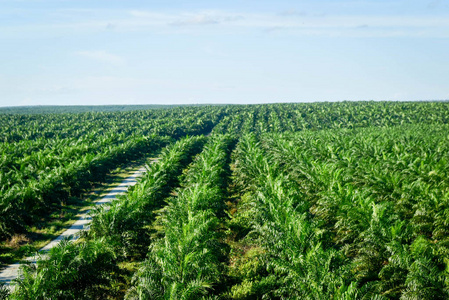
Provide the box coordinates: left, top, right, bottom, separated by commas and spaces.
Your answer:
127, 134, 233, 300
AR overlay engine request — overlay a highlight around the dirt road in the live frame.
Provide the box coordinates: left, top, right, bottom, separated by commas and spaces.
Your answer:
0, 163, 151, 286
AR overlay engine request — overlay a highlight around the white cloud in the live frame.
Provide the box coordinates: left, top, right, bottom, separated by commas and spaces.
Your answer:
170, 14, 220, 26
129, 10, 244, 27
1, 8, 449, 38
128, 10, 167, 19
75, 50, 125, 66
264, 26, 287, 33
279, 9, 307, 16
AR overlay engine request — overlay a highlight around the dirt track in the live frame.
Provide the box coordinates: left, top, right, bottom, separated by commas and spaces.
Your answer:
0, 163, 151, 286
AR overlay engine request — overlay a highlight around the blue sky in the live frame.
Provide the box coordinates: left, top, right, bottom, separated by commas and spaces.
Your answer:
1, 0, 448, 106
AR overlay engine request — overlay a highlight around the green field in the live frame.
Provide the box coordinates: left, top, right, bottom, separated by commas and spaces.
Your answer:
1, 102, 449, 299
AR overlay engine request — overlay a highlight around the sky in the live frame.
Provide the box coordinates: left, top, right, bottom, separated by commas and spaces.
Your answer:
0, 0, 449, 106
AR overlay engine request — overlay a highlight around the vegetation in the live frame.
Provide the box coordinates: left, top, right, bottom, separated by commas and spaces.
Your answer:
2, 101, 449, 299
9, 136, 208, 299
87, 135, 207, 259
228, 125, 449, 299
127, 134, 234, 299
0, 104, 224, 114
0, 107, 223, 242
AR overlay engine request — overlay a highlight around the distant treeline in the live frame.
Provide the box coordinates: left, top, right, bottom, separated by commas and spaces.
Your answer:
0, 104, 225, 114
1, 101, 448, 115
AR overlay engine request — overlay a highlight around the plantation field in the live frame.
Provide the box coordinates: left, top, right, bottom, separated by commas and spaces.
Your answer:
1, 101, 449, 299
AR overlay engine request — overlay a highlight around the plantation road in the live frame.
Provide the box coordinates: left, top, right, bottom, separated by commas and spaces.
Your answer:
0, 159, 158, 286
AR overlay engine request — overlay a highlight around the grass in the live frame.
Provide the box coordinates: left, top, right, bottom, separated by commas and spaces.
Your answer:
0, 156, 158, 267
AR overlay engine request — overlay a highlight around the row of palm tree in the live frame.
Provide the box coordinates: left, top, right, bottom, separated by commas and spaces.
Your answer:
1, 106, 225, 241
263, 124, 449, 299
227, 124, 449, 299
228, 134, 352, 299
2, 101, 449, 298
0, 106, 226, 143
3, 102, 449, 146
127, 134, 234, 299
0, 134, 169, 240
87, 135, 207, 259
213, 101, 449, 136
8, 136, 207, 299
